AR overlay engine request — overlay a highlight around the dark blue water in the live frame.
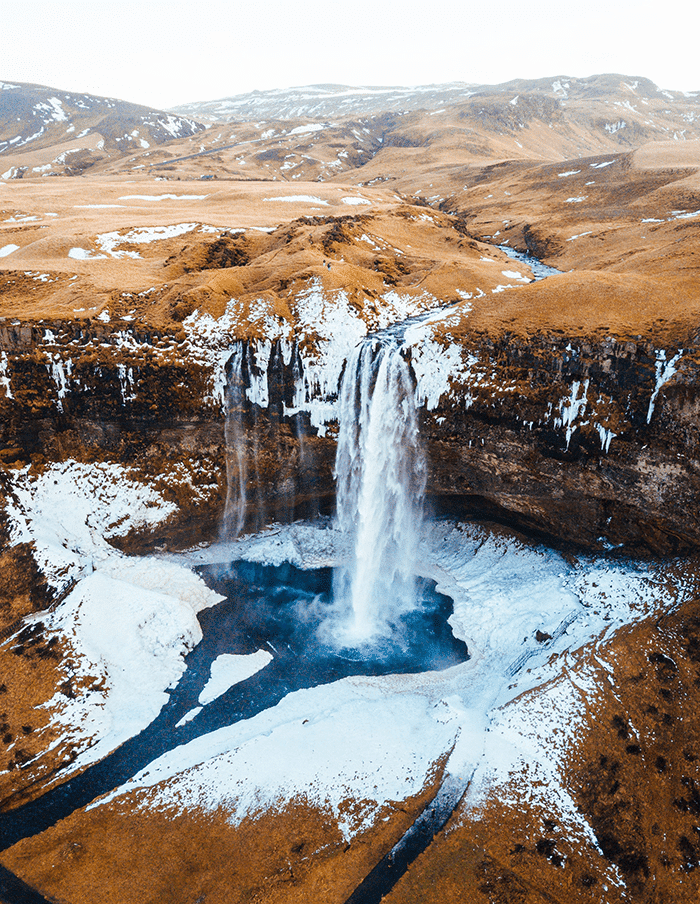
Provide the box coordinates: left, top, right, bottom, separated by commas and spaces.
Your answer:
194, 560, 468, 683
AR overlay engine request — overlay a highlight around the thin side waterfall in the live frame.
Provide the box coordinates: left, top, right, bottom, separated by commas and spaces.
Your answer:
221, 340, 315, 539
221, 343, 267, 539
333, 338, 426, 642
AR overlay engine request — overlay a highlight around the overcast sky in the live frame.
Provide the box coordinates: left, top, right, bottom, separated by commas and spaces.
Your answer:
3, 1, 698, 109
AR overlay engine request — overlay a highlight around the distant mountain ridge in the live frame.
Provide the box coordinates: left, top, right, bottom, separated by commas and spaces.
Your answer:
3, 73, 700, 183
169, 81, 482, 121
130, 72, 700, 190
170, 73, 700, 122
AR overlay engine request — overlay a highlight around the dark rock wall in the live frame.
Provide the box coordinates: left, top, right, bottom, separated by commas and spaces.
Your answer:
2, 323, 700, 555
422, 333, 700, 554
0, 326, 336, 551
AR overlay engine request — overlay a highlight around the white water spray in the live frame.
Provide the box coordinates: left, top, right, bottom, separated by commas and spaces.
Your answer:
333, 338, 426, 642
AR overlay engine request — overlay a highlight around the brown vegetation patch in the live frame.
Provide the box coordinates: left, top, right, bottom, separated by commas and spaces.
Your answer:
455, 270, 700, 343
0, 626, 84, 812
164, 231, 252, 278
381, 597, 700, 903
2, 767, 444, 904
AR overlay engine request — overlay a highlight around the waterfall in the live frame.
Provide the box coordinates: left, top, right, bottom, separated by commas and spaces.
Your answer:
221, 334, 427, 620
222, 345, 249, 539
221, 343, 271, 539
333, 338, 426, 642
221, 340, 315, 539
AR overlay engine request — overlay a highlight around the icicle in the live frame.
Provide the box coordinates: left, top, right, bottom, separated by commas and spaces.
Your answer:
647, 348, 683, 424
0, 351, 13, 399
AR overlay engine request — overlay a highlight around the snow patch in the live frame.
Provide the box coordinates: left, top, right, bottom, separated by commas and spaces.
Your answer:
96, 223, 199, 259
95, 679, 459, 842
68, 247, 107, 261
285, 281, 367, 433
6, 461, 221, 773
118, 194, 208, 201
183, 299, 292, 409
199, 651, 273, 706
263, 195, 329, 205
288, 124, 326, 135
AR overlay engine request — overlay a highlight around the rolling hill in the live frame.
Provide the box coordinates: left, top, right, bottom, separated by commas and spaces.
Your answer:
0, 80, 205, 178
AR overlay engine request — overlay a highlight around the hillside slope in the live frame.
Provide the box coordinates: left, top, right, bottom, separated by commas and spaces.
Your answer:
0, 80, 205, 178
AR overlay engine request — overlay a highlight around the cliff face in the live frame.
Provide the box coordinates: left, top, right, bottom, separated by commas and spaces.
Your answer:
2, 290, 699, 558
421, 332, 700, 554
0, 320, 345, 550
0, 319, 226, 547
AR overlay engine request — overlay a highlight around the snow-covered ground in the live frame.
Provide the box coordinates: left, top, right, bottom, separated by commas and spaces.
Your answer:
84, 518, 690, 843
4, 461, 223, 773
5, 461, 694, 843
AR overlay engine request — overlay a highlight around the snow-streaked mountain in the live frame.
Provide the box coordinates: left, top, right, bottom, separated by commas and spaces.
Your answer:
171, 74, 700, 123
0, 80, 205, 175
3, 73, 700, 185
94, 72, 700, 192
170, 82, 481, 121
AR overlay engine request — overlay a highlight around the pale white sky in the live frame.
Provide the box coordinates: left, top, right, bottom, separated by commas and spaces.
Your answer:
2, 0, 698, 110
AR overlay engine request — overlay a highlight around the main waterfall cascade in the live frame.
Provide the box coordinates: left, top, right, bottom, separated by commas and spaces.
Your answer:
221, 335, 428, 646
333, 338, 426, 642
